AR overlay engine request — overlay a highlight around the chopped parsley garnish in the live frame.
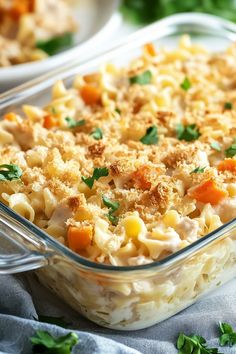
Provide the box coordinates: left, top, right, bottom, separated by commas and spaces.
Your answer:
0, 164, 22, 181
190, 166, 207, 174
225, 144, 236, 158
177, 333, 222, 354
30, 331, 78, 354
219, 322, 236, 347
102, 195, 120, 225
115, 108, 121, 114
50, 107, 57, 114
176, 123, 201, 142
224, 102, 233, 110
35, 315, 70, 328
90, 127, 103, 140
140, 126, 158, 145
65, 117, 85, 128
82, 167, 109, 189
36, 32, 74, 56
129, 70, 152, 85
211, 141, 221, 152
180, 77, 191, 91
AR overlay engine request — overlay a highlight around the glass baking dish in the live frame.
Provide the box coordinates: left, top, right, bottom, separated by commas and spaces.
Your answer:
1, 13, 236, 331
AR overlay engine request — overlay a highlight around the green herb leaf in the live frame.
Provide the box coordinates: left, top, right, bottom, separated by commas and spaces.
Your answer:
90, 128, 103, 140
65, 117, 85, 128
190, 166, 207, 174
36, 32, 74, 56
0, 164, 22, 181
82, 167, 109, 189
30, 330, 78, 354
34, 315, 71, 328
50, 107, 57, 115
177, 332, 222, 354
176, 123, 201, 142
224, 102, 233, 110
225, 144, 236, 158
130, 70, 152, 85
180, 77, 191, 91
211, 141, 221, 152
102, 195, 120, 226
140, 126, 158, 145
115, 108, 121, 114
219, 322, 236, 347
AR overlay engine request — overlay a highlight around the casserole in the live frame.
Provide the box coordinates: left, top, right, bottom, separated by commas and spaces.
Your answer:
1, 13, 236, 330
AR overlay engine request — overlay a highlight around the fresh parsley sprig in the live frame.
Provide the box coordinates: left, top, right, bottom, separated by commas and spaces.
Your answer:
90, 128, 103, 140
180, 77, 191, 91
140, 126, 158, 145
102, 196, 120, 225
190, 166, 207, 174
176, 123, 201, 142
225, 143, 236, 158
219, 322, 236, 347
130, 70, 152, 85
0, 164, 22, 181
30, 330, 78, 354
65, 117, 85, 128
177, 333, 222, 354
224, 102, 233, 110
36, 32, 74, 56
82, 167, 109, 189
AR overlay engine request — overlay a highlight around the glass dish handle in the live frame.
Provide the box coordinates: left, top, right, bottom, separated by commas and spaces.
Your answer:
0, 203, 52, 274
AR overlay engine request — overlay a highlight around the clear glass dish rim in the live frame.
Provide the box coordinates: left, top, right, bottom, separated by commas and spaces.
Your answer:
1, 13, 236, 273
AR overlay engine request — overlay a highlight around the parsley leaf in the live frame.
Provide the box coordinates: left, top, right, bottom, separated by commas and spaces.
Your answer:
224, 102, 233, 110
180, 77, 191, 91
30, 330, 78, 354
190, 166, 207, 174
219, 322, 236, 347
211, 141, 221, 152
36, 32, 74, 56
65, 117, 85, 128
90, 128, 103, 140
225, 144, 236, 158
140, 126, 158, 145
0, 164, 22, 181
115, 108, 121, 114
176, 123, 201, 142
34, 315, 71, 328
177, 332, 222, 354
82, 167, 109, 189
130, 70, 152, 85
102, 195, 120, 225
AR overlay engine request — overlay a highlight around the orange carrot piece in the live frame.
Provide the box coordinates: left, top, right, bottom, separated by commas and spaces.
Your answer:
131, 165, 153, 190
4, 112, 18, 122
189, 179, 228, 205
80, 85, 101, 105
10, 0, 34, 19
144, 43, 156, 57
218, 159, 236, 173
43, 115, 58, 129
67, 225, 93, 252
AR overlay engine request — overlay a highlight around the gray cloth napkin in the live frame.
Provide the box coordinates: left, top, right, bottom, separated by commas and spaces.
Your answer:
0, 273, 236, 354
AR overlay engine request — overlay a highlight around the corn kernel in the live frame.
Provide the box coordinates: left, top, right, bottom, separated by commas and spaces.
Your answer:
123, 216, 143, 238
163, 210, 180, 228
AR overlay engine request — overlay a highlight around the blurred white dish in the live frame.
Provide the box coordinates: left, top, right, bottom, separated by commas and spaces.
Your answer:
0, 0, 119, 91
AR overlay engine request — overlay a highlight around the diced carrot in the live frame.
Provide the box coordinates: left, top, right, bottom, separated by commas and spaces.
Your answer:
218, 159, 236, 173
80, 85, 101, 105
9, 0, 34, 19
67, 225, 93, 252
144, 43, 156, 57
189, 179, 228, 205
131, 165, 154, 190
4, 112, 18, 122
43, 115, 59, 129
